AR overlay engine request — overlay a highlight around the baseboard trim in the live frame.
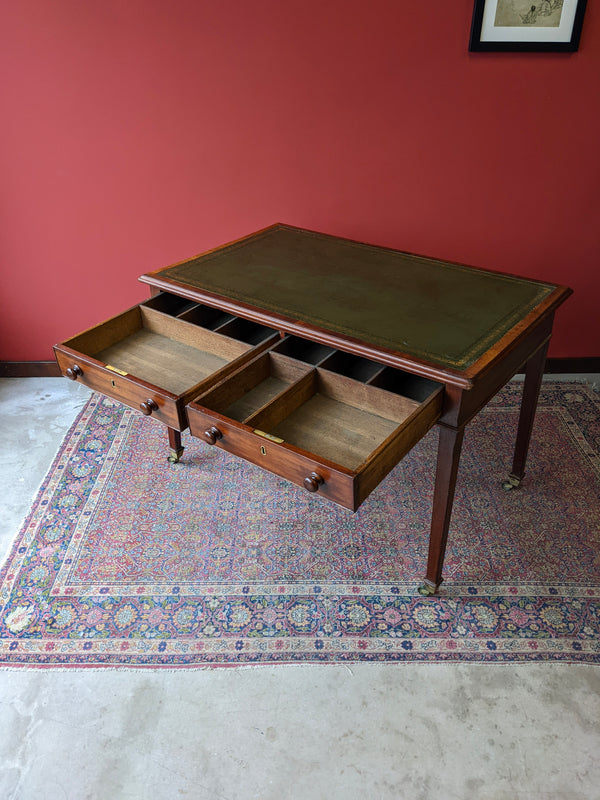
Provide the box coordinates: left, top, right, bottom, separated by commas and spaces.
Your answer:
0, 361, 61, 378
1, 357, 598, 379
544, 357, 600, 374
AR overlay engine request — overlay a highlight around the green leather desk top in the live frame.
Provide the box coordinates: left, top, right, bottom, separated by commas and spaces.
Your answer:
148, 225, 558, 373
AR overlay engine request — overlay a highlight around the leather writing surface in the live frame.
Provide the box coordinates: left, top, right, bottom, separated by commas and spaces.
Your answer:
160, 226, 555, 370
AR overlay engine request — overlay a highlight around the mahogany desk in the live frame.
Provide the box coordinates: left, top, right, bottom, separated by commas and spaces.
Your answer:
55, 225, 572, 595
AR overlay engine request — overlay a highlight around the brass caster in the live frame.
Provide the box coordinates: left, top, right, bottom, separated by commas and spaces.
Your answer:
417, 581, 438, 597
167, 448, 184, 464
502, 475, 521, 491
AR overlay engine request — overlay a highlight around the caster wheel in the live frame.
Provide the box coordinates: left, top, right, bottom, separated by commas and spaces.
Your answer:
502, 476, 521, 491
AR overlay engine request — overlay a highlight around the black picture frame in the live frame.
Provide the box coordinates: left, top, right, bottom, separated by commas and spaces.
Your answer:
469, 0, 587, 51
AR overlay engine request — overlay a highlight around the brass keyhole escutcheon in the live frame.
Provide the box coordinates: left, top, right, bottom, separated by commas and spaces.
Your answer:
260, 445, 267, 456
111, 379, 116, 387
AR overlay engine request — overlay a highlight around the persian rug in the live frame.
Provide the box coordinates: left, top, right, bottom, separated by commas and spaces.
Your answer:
1, 381, 599, 668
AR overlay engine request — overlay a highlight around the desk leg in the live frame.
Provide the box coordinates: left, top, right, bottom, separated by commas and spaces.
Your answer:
419, 425, 465, 596
502, 339, 549, 490
167, 428, 184, 464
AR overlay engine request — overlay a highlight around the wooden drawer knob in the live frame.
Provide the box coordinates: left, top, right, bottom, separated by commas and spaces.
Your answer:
203, 426, 223, 445
304, 472, 324, 493
139, 399, 158, 416
65, 365, 83, 380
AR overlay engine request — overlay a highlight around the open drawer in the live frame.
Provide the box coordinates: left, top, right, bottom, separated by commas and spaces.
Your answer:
53, 293, 279, 432
186, 347, 443, 511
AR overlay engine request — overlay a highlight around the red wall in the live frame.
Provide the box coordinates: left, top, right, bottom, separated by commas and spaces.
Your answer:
1, 0, 598, 361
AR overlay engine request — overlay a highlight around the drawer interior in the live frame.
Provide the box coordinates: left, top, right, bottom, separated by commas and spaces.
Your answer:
270, 372, 408, 469
272, 336, 440, 402
194, 350, 440, 470
64, 304, 257, 396
197, 352, 312, 423
270, 334, 337, 365
95, 327, 227, 395
367, 366, 441, 402
143, 292, 276, 345
318, 350, 386, 382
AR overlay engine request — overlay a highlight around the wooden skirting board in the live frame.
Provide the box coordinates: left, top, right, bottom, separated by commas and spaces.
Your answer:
1, 361, 62, 377
543, 357, 600, 374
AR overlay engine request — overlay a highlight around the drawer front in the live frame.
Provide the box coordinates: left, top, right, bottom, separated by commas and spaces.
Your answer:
186, 407, 356, 509
54, 346, 183, 428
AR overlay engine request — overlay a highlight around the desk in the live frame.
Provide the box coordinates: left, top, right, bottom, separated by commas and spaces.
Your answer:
56, 224, 572, 595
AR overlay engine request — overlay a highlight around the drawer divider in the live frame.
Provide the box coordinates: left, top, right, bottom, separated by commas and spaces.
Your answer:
244, 370, 317, 432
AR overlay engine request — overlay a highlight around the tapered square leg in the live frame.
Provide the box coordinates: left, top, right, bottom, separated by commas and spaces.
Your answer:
419, 425, 465, 596
502, 339, 549, 491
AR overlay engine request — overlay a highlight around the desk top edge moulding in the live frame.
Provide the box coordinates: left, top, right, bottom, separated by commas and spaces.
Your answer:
139, 224, 572, 387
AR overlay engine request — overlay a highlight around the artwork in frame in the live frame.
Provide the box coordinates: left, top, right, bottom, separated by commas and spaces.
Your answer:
469, 0, 587, 51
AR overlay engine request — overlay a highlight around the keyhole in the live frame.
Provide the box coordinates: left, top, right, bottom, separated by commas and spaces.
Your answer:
111, 379, 116, 387
260, 445, 267, 456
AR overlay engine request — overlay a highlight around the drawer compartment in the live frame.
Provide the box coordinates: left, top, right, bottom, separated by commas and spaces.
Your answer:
270, 334, 336, 365
54, 301, 278, 430
143, 292, 276, 345
187, 355, 443, 511
195, 351, 313, 423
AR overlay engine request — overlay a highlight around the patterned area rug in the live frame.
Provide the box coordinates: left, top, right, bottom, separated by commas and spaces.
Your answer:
1, 381, 599, 667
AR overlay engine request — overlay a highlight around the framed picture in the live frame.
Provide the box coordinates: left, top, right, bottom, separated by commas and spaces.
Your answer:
469, 0, 587, 51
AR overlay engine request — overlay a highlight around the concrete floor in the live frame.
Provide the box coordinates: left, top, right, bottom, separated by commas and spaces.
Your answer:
1, 377, 599, 800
